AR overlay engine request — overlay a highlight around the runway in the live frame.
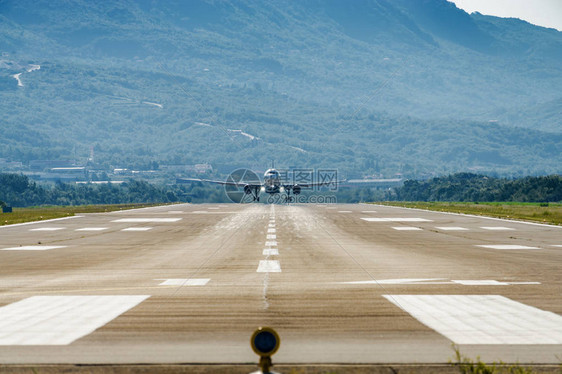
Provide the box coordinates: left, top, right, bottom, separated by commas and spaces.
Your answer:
0, 203, 561, 365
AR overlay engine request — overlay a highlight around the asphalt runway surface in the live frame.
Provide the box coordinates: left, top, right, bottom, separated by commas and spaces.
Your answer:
0, 203, 561, 366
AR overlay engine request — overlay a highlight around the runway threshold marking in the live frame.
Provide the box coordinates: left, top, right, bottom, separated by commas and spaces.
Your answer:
1, 245, 67, 251
476, 244, 540, 250
157, 278, 210, 286
257, 260, 281, 272
361, 217, 433, 222
0, 295, 149, 345
384, 295, 562, 344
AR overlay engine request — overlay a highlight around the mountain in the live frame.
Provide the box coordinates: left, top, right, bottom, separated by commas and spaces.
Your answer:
0, 0, 560, 178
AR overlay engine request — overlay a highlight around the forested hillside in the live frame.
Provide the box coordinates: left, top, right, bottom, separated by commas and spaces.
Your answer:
1, 0, 561, 178
396, 173, 562, 202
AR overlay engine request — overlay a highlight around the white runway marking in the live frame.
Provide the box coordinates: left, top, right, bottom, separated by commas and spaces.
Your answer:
453, 280, 508, 286
384, 295, 562, 344
121, 227, 153, 232
343, 278, 446, 285
435, 226, 468, 231
268, 223, 275, 228
267, 234, 276, 240
392, 227, 423, 231
553, 245, 562, 247
263, 248, 279, 256
268, 228, 276, 233
257, 260, 281, 272
157, 278, 210, 286
208, 207, 219, 209
1, 245, 67, 251
481, 226, 515, 231
477, 244, 540, 250
343, 279, 540, 286
361, 217, 433, 222
29, 227, 64, 231
76, 227, 108, 231
112, 218, 182, 223
167, 211, 184, 214
338, 211, 352, 213
0, 215, 83, 229
361, 211, 377, 213
452, 280, 541, 286
0, 295, 149, 345
265, 241, 277, 247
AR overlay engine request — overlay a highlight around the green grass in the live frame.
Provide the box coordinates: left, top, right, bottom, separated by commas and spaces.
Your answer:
375, 201, 562, 226
0, 203, 168, 226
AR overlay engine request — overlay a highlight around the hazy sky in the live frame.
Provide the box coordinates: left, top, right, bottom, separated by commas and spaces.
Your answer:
451, 0, 562, 31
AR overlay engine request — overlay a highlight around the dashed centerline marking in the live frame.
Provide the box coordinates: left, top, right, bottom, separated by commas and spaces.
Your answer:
268, 228, 276, 233
266, 234, 276, 240
383, 295, 562, 344
0, 295, 149, 345
263, 248, 279, 256
121, 227, 153, 232
257, 260, 281, 272
392, 227, 422, 231
76, 227, 108, 232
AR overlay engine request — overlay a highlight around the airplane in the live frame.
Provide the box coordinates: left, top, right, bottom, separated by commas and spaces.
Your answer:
179, 164, 343, 202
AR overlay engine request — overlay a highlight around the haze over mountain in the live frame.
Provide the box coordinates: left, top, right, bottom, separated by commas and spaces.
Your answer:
0, 0, 560, 178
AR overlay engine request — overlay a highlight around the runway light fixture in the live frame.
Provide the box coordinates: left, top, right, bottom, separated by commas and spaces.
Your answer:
250, 327, 281, 373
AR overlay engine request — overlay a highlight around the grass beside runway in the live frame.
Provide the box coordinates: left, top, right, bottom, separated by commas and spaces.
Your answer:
375, 202, 562, 226
0, 203, 168, 226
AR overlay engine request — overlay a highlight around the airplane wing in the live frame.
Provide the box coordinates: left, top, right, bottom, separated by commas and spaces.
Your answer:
283, 179, 346, 189
176, 177, 262, 188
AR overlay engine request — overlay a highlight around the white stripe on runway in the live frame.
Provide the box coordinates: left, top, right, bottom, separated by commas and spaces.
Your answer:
384, 295, 562, 344
263, 248, 279, 256
257, 260, 281, 272
121, 227, 153, 232
362, 218, 432, 222
268, 228, 276, 233
267, 234, 276, 240
477, 244, 540, 250
157, 279, 210, 286
1, 245, 67, 251
111, 218, 182, 223
76, 227, 108, 231
29, 227, 64, 231
435, 227, 468, 231
265, 241, 277, 247
481, 226, 515, 231
0, 295, 149, 345
392, 227, 423, 231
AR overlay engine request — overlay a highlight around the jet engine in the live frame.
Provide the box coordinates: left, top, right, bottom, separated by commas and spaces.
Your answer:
293, 185, 301, 195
